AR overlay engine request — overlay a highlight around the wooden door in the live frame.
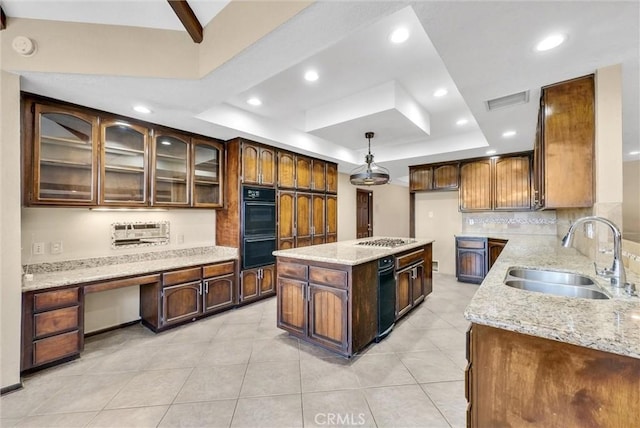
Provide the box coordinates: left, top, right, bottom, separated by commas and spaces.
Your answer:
259, 146, 276, 186
152, 131, 190, 206
295, 192, 312, 247
459, 160, 492, 211
308, 283, 348, 353
241, 143, 260, 184
240, 269, 259, 302
488, 239, 507, 270
192, 139, 223, 208
203, 274, 234, 313
277, 277, 307, 336
409, 166, 432, 191
326, 195, 338, 243
162, 281, 201, 326
296, 156, 312, 190
259, 265, 275, 295
433, 163, 459, 190
457, 250, 486, 284
278, 191, 296, 249
395, 268, 412, 319
277, 151, 296, 188
326, 163, 338, 194
311, 159, 326, 191
312, 194, 326, 245
356, 189, 372, 238
494, 155, 531, 210
411, 263, 425, 305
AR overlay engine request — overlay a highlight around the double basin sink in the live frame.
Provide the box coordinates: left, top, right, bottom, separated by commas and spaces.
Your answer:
504, 268, 609, 300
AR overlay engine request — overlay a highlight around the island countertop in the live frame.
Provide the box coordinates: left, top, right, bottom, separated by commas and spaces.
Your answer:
272, 237, 435, 265
463, 234, 640, 359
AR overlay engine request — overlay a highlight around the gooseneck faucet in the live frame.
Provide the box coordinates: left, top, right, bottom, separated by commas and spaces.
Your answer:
561, 216, 626, 287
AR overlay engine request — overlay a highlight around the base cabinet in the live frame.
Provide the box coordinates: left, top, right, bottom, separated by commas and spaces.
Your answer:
240, 265, 275, 304
456, 237, 507, 283
466, 324, 640, 427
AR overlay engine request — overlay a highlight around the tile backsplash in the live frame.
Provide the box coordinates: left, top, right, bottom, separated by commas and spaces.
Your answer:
462, 211, 557, 235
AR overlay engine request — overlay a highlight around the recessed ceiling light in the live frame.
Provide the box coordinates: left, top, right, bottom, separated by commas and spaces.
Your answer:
433, 88, 448, 97
133, 105, 151, 114
304, 70, 319, 82
486, 149, 497, 155
535, 34, 566, 52
389, 27, 410, 44
630, 150, 640, 155
502, 130, 517, 138
247, 97, 262, 106
456, 118, 469, 126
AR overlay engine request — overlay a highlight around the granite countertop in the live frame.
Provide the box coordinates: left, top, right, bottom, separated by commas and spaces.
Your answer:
273, 237, 435, 266
22, 246, 238, 292
463, 234, 640, 359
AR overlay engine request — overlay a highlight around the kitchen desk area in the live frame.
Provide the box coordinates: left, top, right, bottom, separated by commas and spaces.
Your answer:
273, 237, 434, 357
463, 234, 640, 427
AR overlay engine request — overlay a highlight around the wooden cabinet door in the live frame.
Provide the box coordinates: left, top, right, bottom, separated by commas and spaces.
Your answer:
326, 195, 337, 242
259, 146, 276, 186
278, 191, 296, 249
433, 163, 459, 190
312, 194, 326, 245
203, 274, 234, 313
395, 268, 412, 319
409, 166, 432, 191
192, 139, 223, 208
457, 250, 487, 284
152, 131, 190, 206
100, 120, 148, 205
277, 277, 307, 336
494, 156, 531, 210
162, 281, 201, 326
326, 163, 338, 194
311, 159, 326, 191
295, 192, 312, 247
242, 143, 260, 184
460, 160, 492, 211
277, 151, 296, 189
260, 265, 275, 295
411, 263, 425, 306
32, 104, 99, 205
308, 283, 348, 353
488, 239, 507, 270
296, 156, 312, 190
240, 269, 259, 302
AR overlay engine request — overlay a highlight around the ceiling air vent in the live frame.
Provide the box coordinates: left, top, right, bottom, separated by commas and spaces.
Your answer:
485, 90, 529, 111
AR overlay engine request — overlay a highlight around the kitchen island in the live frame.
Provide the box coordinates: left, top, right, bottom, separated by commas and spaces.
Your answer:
463, 234, 640, 427
273, 237, 433, 357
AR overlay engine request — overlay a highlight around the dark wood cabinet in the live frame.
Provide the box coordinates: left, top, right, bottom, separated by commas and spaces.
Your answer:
456, 237, 488, 284
326, 163, 338, 194
22, 286, 83, 371
161, 281, 201, 326
395, 247, 428, 319
277, 151, 296, 189
242, 142, 275, 186
312, 194, 326, 245
202, 261, 236, 313
409, 162, 459, 192
278, 192, 333, 249
326, 195, 338, 243
191, 139, 224, 208
459, 160, 492, 211
296, 156, 312, 190
534, 75, 594, 209
240, 264, 275, 304
308, 282, 348, 354
311, 159, 326, 192
277, 190, 296, 250
466, 324, 640, 427
152, 131, 190, 207
277, 274, 307, 336
488, 238, 507, 270
295, 192, 312, 247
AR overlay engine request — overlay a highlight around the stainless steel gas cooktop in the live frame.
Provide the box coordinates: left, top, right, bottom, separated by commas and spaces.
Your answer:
356, 238, 414, 248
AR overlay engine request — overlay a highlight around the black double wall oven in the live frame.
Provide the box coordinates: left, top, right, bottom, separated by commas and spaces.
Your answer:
242, 186, 276, 270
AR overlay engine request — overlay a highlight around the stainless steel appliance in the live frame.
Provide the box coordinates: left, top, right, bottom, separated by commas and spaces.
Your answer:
242, 186, 276, 269
357, 238, 414, 248
376, 256, 396, 341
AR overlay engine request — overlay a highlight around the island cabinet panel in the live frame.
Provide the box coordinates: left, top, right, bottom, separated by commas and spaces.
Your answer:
277, 277, 307, 335
395, 270, 412, 318
467, 324, 640, 428
308, 284, 348, 353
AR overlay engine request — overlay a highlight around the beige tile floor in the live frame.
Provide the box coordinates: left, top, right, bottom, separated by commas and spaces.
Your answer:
1, 273, 478, 428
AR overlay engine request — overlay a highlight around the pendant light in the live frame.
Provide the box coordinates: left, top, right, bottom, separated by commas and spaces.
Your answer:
349, 132, 390, 185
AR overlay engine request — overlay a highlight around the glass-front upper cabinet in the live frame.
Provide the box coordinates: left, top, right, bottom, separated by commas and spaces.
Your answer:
33, 104, 98, 204
152, 131, 190, 206
100, 121, 149, 205
192, 139, 224, 208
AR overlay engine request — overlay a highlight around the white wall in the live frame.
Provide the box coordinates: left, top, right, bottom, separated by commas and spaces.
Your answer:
414, 192, 462, 275
623, 160, 640, 241
1, 70, 23, 390
336, 172, 410, 241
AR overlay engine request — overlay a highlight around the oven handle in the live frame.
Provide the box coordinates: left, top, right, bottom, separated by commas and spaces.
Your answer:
243, 236, 276, 243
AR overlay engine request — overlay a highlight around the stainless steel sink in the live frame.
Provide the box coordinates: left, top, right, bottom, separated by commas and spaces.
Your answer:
507, 268, 595, 286
504, 280, 610, 300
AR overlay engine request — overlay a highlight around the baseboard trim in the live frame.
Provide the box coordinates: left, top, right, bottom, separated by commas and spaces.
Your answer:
1, 381, 23, 395
84, 319, 141, 338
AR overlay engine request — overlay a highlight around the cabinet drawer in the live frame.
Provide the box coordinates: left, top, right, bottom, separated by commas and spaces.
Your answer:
34, 306, 79, 338
33, 330, 81, 366
396, 249, 424, 270
278, 261, 308, 280
457, 238, 487, 249
33, 287, 79, 311
163, 267, 201, 286
309, 266, 347, 289
203, 261, 235, 278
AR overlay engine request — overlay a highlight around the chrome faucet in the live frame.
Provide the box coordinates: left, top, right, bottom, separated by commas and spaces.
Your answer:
561, 216, 627, 287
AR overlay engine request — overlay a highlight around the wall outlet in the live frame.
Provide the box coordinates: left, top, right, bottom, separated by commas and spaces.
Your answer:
51, 241, 63, 254
32, 242, 45, 255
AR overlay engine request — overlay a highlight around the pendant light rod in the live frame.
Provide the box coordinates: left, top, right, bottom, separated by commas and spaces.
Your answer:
349, 131, 390, 186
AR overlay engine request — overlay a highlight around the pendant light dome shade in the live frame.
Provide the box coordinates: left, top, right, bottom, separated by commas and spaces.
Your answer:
350, 132, 390, 186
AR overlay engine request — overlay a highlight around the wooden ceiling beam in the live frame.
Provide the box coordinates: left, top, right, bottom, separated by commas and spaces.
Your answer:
167, 0, 203, 43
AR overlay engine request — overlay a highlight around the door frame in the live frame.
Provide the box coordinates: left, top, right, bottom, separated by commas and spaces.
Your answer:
356, 189, 373, 238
